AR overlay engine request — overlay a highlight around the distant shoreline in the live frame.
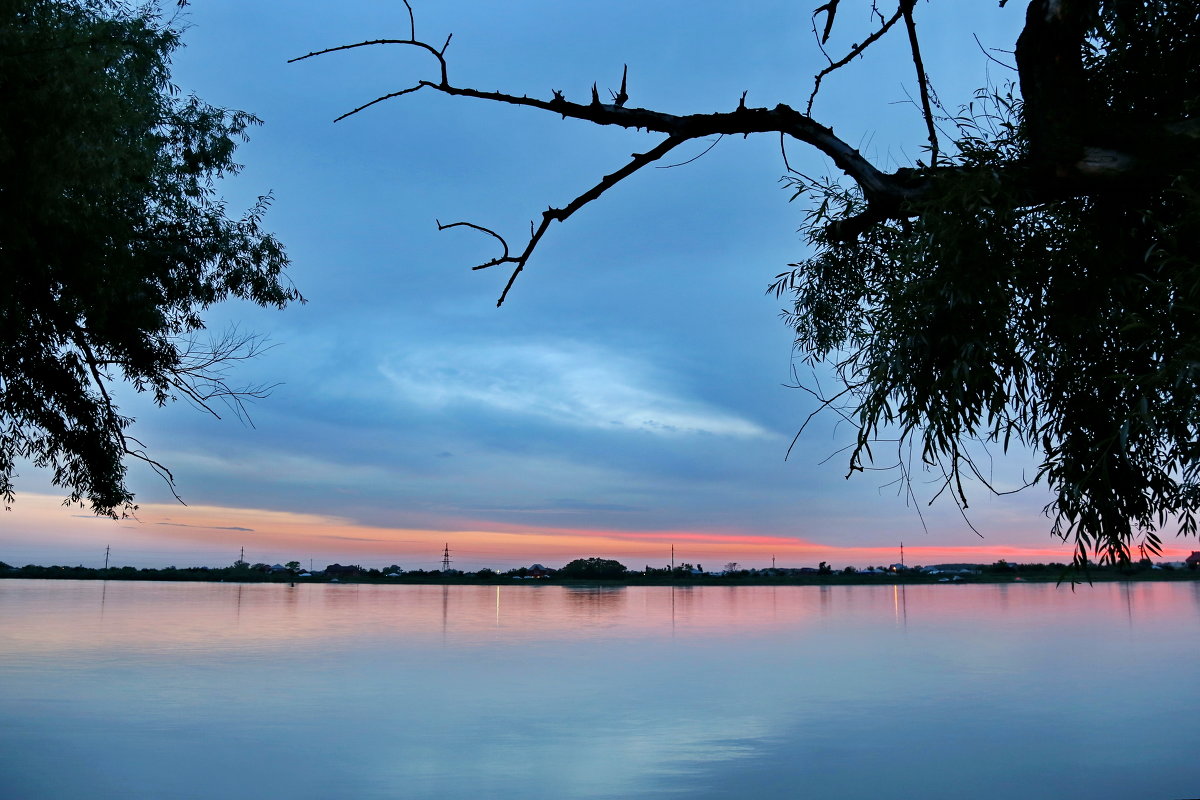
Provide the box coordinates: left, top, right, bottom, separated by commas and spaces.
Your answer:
3, 562, 1198, 587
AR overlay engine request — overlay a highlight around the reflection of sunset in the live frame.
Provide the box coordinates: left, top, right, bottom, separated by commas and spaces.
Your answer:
4, 492, 1197, 570
5, 581, 1198, 800
5, 580, 1197, 661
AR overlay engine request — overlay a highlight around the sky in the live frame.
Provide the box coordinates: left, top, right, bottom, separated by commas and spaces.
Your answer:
6, 0, 1193, 571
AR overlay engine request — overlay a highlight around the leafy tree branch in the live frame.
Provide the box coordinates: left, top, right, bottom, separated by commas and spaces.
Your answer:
1, 0, 300, 516
298, 0, 1200, 566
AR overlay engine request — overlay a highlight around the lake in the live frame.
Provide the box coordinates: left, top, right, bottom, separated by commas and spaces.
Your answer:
1, 579, 1197, 799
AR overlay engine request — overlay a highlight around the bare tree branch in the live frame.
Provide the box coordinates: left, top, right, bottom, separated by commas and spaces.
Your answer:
440, 136, 686, 305
292, 28, 903, 197
401, 0, 415, 40
92, 329, 280, 428
289, 22, 937, 271
295, 2, 1199, 270
806, 2, 906, 115
289, 37, 449, 84
972, 33, 1018, 71
813, 0, 842, 45
657, 135, 724, 169
901, 0, 939, 165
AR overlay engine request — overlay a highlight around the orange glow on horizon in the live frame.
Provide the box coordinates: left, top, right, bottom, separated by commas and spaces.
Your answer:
4, 492, 1198, 569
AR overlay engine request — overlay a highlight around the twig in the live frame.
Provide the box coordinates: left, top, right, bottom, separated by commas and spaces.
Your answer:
402, 0, 415, 40
813, 0, 842, 44
901, 1, 939, 165
807, 3, 906, 115
657, 135, 724, 169
972, 33, 1017, 71
442, 136, 686, 305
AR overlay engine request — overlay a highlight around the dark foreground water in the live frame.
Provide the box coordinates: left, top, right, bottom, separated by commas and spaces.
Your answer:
1, 579, 1197, 799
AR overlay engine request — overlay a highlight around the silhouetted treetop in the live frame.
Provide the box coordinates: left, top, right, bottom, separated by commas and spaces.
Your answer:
1, 0, 300, 516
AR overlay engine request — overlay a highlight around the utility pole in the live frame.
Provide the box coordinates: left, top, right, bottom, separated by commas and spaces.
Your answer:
104, 545, 110, 570
442, 543, 452, 572
900, 542, 905, 568
772, 555, 776, 569
239, 546, 245, 564
671, 544, 675, 571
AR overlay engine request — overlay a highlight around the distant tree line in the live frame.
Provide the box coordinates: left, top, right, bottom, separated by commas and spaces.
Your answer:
3, 555, 1197, 584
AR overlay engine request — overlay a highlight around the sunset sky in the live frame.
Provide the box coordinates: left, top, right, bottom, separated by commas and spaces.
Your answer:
5, 1, 1194, 570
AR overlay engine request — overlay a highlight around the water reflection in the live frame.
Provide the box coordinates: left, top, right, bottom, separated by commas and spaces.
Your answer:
4, 580, 1199, 657
0, 580, 1197, 800
892, 582, 908, 627
564, 585, 627, 616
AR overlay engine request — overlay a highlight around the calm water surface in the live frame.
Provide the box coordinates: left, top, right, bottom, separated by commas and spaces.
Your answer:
1, 579, 1197, 799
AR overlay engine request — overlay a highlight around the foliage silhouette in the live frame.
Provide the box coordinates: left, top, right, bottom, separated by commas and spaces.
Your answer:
559, 558, 629, 580
1, 0, 300, 516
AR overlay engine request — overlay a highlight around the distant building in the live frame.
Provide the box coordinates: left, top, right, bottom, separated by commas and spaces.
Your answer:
1186, 552, 1200, 570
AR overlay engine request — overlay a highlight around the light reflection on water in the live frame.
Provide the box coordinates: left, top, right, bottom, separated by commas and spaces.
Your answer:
1, 580, 1198, 799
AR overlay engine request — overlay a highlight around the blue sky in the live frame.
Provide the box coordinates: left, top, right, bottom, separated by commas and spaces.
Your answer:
7, 0, 1139, 570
